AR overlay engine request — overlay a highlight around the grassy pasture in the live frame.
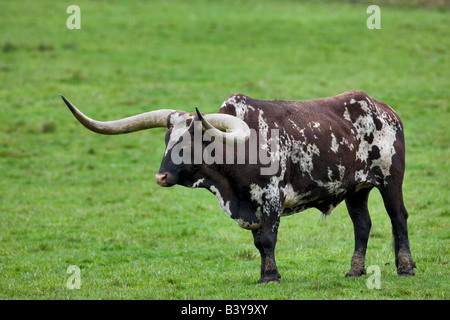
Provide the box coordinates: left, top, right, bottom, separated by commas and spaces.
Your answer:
0, 0, 448, 299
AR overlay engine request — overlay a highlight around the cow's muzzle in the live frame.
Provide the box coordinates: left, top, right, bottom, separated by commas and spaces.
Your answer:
155, 171, 175, 187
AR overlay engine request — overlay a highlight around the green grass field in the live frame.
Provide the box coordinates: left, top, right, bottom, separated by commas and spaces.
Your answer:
0, 0, 448, 299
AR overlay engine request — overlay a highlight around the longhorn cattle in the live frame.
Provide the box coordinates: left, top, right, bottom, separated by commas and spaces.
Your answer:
61, 90, 416, 283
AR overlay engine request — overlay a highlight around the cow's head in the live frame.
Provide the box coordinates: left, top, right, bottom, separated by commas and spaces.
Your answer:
61, 95, 250, 188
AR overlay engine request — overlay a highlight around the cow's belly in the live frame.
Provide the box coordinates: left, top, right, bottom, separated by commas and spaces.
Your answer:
281, 184, 348, 216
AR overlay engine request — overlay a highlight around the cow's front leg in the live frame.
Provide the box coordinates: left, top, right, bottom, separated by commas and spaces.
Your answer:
252, 217, 281, 284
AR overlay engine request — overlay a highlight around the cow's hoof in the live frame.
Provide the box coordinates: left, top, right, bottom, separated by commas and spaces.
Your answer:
345, 268, 366, 277
258, 279, 280, 284
397, 268, 415, 276
258, 274, 281, 284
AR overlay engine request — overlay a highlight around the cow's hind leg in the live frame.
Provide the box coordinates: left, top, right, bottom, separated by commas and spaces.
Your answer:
345, 187, 373, 277
378, 184, 416, 275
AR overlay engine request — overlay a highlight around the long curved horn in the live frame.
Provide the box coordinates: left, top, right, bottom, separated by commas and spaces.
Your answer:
61, 95, 175, 134
195, 107, 251, 146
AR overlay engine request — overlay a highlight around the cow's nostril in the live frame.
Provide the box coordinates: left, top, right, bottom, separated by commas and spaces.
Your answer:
155, 172, 168, 185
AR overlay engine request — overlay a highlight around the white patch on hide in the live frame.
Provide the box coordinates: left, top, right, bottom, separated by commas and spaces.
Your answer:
210, 185, 232, 217
165, 113, 191, 156
331, 133, 339, 153
222, 95, 255, 121
191, 178, 204, 188
349, 99, 401, 182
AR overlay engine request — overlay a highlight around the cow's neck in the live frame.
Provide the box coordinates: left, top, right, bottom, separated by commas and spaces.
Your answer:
198, 165, 248, 214
200, 165, 233, 197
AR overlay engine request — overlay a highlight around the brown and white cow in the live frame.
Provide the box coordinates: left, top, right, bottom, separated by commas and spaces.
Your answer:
61, 90, 416, 283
